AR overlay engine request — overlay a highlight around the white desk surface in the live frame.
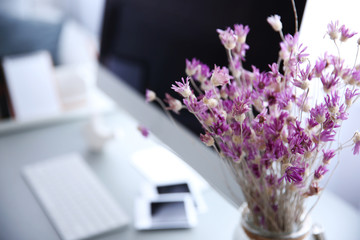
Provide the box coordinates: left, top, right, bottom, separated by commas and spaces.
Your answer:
0, 107, 359, 240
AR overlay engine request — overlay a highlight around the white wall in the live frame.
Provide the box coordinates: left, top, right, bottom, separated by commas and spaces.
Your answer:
300, 0, 360, 211
0, 0, 105, 37
46, 0, 105, 37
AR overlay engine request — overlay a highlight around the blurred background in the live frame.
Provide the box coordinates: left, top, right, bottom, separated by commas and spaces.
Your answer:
0, 0, 359, 214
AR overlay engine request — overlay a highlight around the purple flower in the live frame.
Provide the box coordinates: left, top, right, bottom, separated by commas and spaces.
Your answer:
272, 139, 288, 159
234, 24, 250, 43
351, 70, 360, 85
172, 77, 192, 98
277, 87, 293, 110
137, 125, 149, 137
219, 142, 237, 159
164, 93, 182, 114
345, 88, 359, 106
268, 63, 281, 79
321, 74, 339, 93
183, 95, 207, 114
251, 164, 261, 178
322, 112, 340, 130
196, 63, 211, 82
337, 104, 348, 121
232, 96, 250, 119
217, 27, 238, 50
200, 132, 214, 147
260, 153, 273, 169
352, 132, 360, 155
222, 100, 233, 114
185, 58, 200, 76
234, 42, 250, 60
210, 65, 233, 86
280, 166, 305, 184
307, 117, 319, 129
265, 112, 288, 140
296, 44, 309, 63
310, 103, 327, 124
287, 121, 312, 154
226, 81, 239, 99
279, 33, 299, 60
325, 91, 340, 114
314, 57, 327, 77
339, 25, 357, 42
253, 71, 271, 93
319, 129, 335, 142
211, 114, 229, 136
327, 21, 339, 40
322, 149, 336, 164
314, 165, 328, 180
266, 174, 277, 186
266, 90, 277, 106
252, 108, 268, 133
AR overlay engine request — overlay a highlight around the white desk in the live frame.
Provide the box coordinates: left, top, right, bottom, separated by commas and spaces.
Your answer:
0, 108, 240, 240
0, 107, 360, 240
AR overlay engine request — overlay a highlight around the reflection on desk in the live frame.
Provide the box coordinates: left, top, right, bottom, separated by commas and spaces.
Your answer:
0, 108, 359, 240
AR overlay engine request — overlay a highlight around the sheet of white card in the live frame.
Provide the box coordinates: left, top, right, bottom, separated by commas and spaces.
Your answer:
3, 51, 62, 121
299, 0, 360, 206
131, 146, 209, 192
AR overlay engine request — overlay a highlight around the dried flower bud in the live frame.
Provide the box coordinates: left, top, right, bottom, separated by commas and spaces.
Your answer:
304, 182, 321, 197
205, 116, 214, 126
358, 38, 360, 45
217, 28, 238, 50
171, 77, 192, 98
211, 65, 233, 86
353, 131, 360, 144
220, 88, 228, 99
327, 21, 339, 40
232, 135, 242, 144
200, 132, 214, 147
145, 89, 156, 102
316, 115, 326, 124
207, 98, 218, 108
137, 125, 149, 137
328, 105, 339, 114
284, 102, 292, 111
302, 103, 311, 112
301, 80, 310, 90
267, 15, 282, 32
185, 58, 200, 76
304, 151, 312, 159
234, 113, 246, 123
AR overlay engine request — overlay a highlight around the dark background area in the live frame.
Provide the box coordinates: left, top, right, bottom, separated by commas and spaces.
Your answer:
100, 0, 307, 135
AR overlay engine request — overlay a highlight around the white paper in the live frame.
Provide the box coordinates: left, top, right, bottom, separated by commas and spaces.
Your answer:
3, 51, 62, 121
131, 146, 209, 192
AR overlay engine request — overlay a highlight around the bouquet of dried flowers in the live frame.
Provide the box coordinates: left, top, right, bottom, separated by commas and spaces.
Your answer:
145, 3, 360, 233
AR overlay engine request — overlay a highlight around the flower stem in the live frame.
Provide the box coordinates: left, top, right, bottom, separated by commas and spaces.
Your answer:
353, 44, 359, 69
291, 0, 298, 33
189, 76, 203, 95
155, 98, 177, 127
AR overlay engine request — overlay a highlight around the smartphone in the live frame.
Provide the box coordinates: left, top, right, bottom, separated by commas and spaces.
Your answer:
134, 195, 197, 230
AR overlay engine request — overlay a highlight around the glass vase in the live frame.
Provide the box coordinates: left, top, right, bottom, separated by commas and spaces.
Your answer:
233, 204, 312, 240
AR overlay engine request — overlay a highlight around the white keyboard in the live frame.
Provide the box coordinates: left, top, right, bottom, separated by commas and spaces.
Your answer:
23, 153, 129, 240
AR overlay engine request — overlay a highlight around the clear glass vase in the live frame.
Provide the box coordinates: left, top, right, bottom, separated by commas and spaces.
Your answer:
233, 204, 312, 240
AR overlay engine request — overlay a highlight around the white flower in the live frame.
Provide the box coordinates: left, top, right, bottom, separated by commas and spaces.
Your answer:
267, 15, 283, 32
145, 89, 156, 102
